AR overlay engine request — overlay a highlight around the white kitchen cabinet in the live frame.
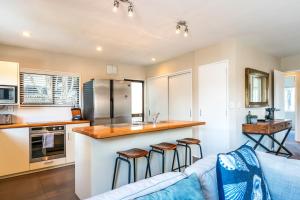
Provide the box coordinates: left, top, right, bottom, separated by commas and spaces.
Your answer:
0, 61, 19, 86
66, 123, 90, 163
0, 128, 29, 176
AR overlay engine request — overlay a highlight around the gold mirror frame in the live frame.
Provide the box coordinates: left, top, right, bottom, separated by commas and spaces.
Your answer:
245, 68, 269, 108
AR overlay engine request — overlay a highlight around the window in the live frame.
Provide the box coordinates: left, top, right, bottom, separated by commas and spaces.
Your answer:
125, 80, 144, 122
20, 72, 80, 106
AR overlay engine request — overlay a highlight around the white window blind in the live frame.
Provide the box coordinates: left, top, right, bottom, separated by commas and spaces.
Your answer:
20, 72, 80, 106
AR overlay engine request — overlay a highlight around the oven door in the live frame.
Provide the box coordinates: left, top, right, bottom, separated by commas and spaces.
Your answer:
0, 86, 17, 104
30, 131, 66, 163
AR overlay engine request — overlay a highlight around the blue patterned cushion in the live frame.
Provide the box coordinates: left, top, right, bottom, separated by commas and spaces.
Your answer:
135, 173, 205, 200
216, 144, 272, 200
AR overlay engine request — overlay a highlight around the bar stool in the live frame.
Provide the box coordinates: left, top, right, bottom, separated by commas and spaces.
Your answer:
112, 148, 151, 189
177, 138, 203, 168
149, 142, 181, 173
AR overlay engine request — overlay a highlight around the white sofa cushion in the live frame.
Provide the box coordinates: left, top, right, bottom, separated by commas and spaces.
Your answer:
256, 151, 300, 200
88, 172, 186, 200
184, 155, 218, 200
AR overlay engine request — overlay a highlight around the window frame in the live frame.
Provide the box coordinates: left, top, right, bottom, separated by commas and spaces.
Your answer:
125, 79, 145, 122
20, 72, 81, 107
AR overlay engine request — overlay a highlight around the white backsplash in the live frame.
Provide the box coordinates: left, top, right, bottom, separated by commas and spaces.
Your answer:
0, 106, 72, 123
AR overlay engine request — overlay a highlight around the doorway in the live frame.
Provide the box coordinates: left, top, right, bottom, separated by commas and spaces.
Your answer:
198, 60, 229, 155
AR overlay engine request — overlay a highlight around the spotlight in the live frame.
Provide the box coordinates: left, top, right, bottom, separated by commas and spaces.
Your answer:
113, 0, 119, 12
128, 4, 134, 17
184, 27, 189, 37
176, 25, 181, 34
176, 21, 190, 38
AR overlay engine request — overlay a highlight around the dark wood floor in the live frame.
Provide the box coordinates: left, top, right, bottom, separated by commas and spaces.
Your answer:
0, 165, 78, 200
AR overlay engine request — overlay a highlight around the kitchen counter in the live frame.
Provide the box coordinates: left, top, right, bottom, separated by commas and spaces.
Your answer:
72, 121, 205, 139
74, 120, 205, 199
0, 120, 90, 129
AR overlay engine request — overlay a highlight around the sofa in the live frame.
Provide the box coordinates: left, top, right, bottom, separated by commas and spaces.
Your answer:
88, 152, 300, 200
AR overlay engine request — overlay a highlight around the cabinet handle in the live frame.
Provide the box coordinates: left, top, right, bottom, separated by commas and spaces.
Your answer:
68, 132, 70, 140
44, 160, 54, 165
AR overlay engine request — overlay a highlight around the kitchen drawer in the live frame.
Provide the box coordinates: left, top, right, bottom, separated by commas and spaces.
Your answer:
29, 158, 66, 171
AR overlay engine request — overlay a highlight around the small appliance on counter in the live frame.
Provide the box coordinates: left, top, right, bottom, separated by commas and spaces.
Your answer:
265, 107, 279, 120
71, 107, 82, 120
246, 111, 258, 124
0, 114, 14, 125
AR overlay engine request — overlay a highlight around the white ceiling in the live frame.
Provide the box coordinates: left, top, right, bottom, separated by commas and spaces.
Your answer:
1, 0, 300, 65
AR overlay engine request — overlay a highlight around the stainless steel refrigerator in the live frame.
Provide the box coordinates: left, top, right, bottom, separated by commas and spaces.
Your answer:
83, 79, 132, 125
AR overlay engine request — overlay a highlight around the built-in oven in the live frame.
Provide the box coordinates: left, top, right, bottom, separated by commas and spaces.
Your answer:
0, 85, 17, 104
30, 125, 66, 163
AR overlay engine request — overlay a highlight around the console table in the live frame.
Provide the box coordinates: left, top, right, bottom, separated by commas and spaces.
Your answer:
242, 120, 293, 157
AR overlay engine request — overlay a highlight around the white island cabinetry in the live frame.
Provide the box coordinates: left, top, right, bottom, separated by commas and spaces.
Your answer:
66, 123, 90, 163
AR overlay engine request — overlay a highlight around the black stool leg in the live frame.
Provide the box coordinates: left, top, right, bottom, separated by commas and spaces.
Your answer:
171, 149, 176, 171
112, 157, 119, 189
184, 144, 188, 168
145, 156, 151, 178
126, 158, 131, 184
172, 149, 181, 172
133, 158, 136, 182
112, 156, 132, 189
162, 150, 165, 173
197, 144, 203, 159
186, 145, 192, 165
176, 149, 181, 172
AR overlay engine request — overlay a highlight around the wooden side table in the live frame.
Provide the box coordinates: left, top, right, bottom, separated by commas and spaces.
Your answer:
242, 120, 293, 157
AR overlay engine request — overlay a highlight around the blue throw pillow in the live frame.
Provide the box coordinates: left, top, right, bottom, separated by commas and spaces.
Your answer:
136, 173, 204, 200
216, 144, 271, 200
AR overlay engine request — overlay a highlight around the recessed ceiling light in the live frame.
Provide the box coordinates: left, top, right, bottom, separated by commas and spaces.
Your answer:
22, 31, 31, 37
151, 58, 156, 62
96, 46, 103, 51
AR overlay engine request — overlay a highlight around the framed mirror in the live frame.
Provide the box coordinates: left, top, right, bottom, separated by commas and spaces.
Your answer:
245, 68, 269, 107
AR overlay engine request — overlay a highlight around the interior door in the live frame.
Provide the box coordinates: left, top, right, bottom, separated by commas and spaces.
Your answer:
169, 72, 192, 121
147, 77, 168, 121
273, 70, 285, 119
198, 61, 229, 155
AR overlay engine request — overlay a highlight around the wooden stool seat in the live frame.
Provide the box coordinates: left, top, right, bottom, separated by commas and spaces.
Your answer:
151, 142, 177, 151
117, 148, 149, 158
177, 138, 200, 145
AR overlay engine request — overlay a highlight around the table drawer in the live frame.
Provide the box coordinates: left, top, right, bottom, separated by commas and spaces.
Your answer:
270, 123, 286, 133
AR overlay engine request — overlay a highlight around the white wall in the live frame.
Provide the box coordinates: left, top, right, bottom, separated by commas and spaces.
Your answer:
0, 44, 146, 122
146, 39, 281, 153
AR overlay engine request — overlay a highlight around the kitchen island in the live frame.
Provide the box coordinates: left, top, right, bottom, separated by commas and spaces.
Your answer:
73, 121, 205, 199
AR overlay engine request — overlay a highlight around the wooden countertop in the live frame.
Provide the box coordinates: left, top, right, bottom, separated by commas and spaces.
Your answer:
72, 121, 206, 139
0, 120, 90, 129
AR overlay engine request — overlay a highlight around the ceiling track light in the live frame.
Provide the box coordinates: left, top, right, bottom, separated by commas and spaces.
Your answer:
113, 0, 119, 12
113, 0, 134, 17
176, 21, 189, 37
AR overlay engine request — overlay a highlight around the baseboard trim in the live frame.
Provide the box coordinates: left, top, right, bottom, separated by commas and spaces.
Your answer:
0, 162, 75, 180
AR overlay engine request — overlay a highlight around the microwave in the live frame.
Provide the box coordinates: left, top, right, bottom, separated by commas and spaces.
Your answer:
0, 85, 17, 104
